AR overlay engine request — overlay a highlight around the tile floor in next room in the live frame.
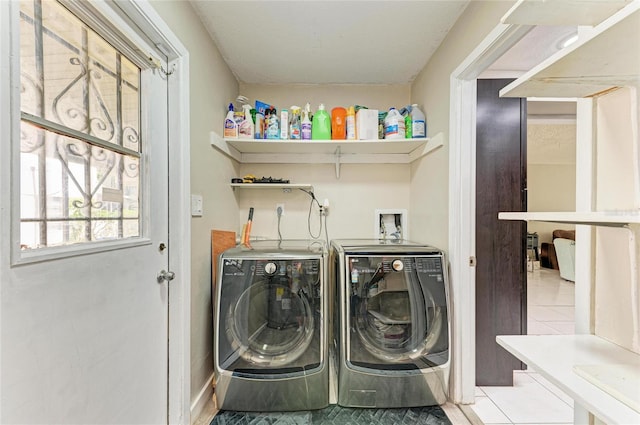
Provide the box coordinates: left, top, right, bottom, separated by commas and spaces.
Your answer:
469, 267, 576, 425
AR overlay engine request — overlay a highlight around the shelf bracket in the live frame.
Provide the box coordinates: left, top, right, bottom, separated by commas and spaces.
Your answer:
334, 146, 341, 179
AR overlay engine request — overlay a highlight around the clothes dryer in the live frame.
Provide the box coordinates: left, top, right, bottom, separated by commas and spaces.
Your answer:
214, 241, 329, 411
331, 240, 450, 408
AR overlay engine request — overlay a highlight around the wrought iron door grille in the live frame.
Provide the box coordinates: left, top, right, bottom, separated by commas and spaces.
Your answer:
19, 0, 141, 249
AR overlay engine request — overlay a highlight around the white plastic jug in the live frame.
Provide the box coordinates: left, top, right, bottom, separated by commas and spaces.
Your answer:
410, 104, 426, 138
384, 108, 405, 140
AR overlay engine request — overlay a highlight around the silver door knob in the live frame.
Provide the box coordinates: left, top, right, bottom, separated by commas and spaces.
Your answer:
157, 270, 175, 283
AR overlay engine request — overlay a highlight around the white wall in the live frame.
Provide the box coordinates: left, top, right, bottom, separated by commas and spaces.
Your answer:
239, 83, 411, 114
236, 84, 412, 241
527, 123, 576, 244
593, 87, 639, 353
409, 1, 516, 251
235, 163, 411, 241
149, 0, 240, 407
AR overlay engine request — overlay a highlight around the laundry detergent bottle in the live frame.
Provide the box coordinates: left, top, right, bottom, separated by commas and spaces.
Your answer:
223, 103, 238, 138
266, 108, 280, 139
331, 107, 347, 140
312, 103, 331, 140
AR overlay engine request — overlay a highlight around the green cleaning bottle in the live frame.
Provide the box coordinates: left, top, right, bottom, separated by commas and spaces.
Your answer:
312, 103, 331, 140
405, 112, 412, 139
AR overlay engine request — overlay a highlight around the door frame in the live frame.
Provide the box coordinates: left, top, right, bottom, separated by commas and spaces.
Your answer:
447, 22, 531, 404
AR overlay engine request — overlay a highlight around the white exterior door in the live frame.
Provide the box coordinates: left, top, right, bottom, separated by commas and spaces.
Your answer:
0, 1, 175, 423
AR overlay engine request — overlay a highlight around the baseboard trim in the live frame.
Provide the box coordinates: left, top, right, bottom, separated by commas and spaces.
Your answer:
441, 402, 474, 425
190, 372, 214, 425
458, 403, 484, 425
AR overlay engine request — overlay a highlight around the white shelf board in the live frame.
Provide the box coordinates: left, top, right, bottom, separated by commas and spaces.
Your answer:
211, 132, 444, 164
497, 335, 640, 424
227, 138, 428, 155
498, 211, 640, 226
502, 0, 632, 26
230, 183, 313, 192
500, 2, 640, 98
574, 364, 640, 413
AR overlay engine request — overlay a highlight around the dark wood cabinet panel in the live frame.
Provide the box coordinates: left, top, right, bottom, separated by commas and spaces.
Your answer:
475, 79, 527, 386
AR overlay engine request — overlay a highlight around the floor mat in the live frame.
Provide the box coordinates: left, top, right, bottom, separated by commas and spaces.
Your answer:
210, 404, 452, 425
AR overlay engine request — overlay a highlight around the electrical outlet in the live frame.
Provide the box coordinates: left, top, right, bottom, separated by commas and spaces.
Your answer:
276, 203, 284, 216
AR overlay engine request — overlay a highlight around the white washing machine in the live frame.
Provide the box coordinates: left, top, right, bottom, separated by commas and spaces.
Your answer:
214, 240, 329, 411
331, 239, 450, 408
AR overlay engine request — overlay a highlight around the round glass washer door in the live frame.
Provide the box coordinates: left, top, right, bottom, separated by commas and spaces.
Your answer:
354, 269, 443, 363
226, 281, 314, 367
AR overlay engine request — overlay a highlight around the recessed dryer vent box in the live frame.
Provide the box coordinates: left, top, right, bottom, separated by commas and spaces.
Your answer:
374, 209, 407, 241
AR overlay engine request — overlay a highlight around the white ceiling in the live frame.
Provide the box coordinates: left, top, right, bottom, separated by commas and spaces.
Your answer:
189, 0, 580, 117
487, 25, 578, 73
190, 0, 469, 85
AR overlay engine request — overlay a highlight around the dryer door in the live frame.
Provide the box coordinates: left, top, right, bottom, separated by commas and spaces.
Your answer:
217, 258, 322, 376
346, 255, 449, 370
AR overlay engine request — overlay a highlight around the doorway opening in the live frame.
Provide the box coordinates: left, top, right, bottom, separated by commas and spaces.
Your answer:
449, 17, 580, 425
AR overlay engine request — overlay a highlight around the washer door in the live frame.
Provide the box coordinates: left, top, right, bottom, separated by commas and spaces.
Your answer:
347, 255, 449, 370
217, 258, 322, 375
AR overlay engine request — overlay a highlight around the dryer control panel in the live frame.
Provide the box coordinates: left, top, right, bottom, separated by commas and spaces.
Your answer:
223, 259, 320, 281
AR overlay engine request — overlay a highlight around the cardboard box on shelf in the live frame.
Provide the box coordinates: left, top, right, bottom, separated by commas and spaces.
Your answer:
356, 109, 378, 140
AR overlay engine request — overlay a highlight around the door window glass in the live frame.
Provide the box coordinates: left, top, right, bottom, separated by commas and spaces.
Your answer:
19, 0, 141, 249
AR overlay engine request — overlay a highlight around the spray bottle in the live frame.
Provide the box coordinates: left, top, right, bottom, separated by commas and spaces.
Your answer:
238, 104, 254, 138
301, 105, 312, 140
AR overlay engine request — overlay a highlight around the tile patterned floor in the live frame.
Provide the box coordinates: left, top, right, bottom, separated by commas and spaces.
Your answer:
195, 401, 469, 425
469, 267, 576, 425
208, 405, 452, 425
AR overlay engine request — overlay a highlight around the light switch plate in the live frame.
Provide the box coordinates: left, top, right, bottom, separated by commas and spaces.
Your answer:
191, 194, 203, 217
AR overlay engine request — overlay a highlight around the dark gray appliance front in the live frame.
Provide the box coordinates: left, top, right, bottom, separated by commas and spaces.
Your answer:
214, 249, 328, 411
334, 243, 450, 408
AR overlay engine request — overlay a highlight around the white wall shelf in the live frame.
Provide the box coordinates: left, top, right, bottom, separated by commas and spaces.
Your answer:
497, 335, 640, 425
230, 183, 313, 193
500, 2, 640, 99
498, 211, 640, 227
496, 2, 640, 424
211, 131, 445, 178
501, 0, 631, 26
